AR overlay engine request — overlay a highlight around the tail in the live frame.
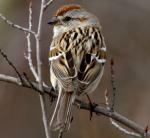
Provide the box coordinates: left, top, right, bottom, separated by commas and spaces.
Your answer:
50, 89, 75, 131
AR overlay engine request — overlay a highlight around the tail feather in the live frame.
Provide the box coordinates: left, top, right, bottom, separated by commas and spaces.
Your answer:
50, 90, 75, 131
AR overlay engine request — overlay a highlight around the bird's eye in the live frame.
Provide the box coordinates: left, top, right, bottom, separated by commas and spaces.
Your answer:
63, 16, 72, 22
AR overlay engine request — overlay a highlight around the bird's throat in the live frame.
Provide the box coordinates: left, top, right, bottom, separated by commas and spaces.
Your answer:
53, 25, 68, 38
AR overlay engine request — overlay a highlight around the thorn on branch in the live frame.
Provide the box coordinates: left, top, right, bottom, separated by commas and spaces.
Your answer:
0, 49, 24, 85
0, 13, 36, 35
25, 1, 39, 81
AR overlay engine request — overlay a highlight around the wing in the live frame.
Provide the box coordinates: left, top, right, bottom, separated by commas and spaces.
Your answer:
77, 27, 106, 94
49, 35, 77, 92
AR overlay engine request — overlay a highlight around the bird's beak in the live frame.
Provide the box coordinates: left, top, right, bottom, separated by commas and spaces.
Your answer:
48, 16, 59, 25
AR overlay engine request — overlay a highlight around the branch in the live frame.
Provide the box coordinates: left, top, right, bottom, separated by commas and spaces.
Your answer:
0, 73, 149, 137
0, 49, 24, 84
25, 2, 39, 81
0, 74, 54, 96
0, 74, 22, 85
105, 89, 141, 137
35, 0, 51, 138
36, 0, 45, 86
0, 1, 51, 137
43, 0, 53, 11
79, 101, 149, 137
110, 58, 116, 111
0, 13, 36, 36
103, 59, 143, 137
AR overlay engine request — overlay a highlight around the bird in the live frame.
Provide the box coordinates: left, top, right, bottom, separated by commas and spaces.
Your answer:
48, 4, 106, 132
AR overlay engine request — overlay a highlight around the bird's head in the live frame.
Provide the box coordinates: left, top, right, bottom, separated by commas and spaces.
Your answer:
48, 4, 100, 38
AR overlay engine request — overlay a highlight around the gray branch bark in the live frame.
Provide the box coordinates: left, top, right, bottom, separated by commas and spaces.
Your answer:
0, 74, 148, 137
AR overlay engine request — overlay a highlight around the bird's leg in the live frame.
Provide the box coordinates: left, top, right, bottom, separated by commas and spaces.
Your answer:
58, 130, 63, 138
86, 94, 98, 120
49, 87, 56, 104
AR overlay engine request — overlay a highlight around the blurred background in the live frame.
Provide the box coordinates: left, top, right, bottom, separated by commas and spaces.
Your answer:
0, 0, 150, 138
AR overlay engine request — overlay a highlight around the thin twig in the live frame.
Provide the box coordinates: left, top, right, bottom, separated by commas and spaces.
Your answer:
0, 1, 51, 137
43, 0, 53, 11
110, 119, 141, 137
0, 74, 22, 85
25, 2, 39, 81
110, 58, 116, 111
36, 0, 51, 138
105, 89, 141, 137
108, 59, 141, 137
0, 49, 24, 85
36, 0, 45, 88
0, 13, 36, 35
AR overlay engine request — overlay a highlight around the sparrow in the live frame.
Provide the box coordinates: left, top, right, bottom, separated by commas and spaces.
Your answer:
48, 4, 106, 132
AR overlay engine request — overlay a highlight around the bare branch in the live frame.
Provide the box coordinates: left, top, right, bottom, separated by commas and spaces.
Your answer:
105, 89, 141, 137
110, 58, 116, 111
0, 1, 52, 138
36, 0, 51, 138
43, 0, 53, 11
37, 0, 45, 37
109, 118, 141, 137
0, 73, 54, 96
0, 74, 22, 85
107, 59, 142, 137
35, 0, 45, 87
0, 73, 149, 137
79, 101, 149, 137
26, 2, 39, 81
0, 49, 24, 84
0, 13, 36, 36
